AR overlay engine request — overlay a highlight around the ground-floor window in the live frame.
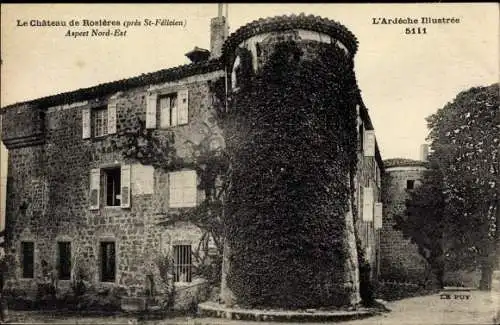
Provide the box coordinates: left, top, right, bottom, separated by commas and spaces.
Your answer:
173, 244, 192, 283
21, 241, 35, 278
100, 241, 116, 282
57, 241, 71, 280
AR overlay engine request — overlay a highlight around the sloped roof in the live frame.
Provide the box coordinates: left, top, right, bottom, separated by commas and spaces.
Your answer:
1, 59, 222, 112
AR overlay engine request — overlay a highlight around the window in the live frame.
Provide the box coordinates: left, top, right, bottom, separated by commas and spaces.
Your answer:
406, 180, 415, 190
173, 245, 192, 283
159, 93, 178, 128
89, 165, 130, 210
100, 241, 116, 282
146, 90, 188, 129
57, 242, 71, 280
231, 56, 241, 90
103, 167, 121, 207
21, 241, 34, 278
92, 107, 108, 137
169, 170, 197, 208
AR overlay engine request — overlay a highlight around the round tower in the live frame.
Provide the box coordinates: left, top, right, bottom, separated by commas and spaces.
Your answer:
218, 14, 363, 309
380, 158, 430, 283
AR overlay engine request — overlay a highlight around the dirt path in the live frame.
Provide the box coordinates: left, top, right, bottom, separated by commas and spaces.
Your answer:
3, 291, 499, 325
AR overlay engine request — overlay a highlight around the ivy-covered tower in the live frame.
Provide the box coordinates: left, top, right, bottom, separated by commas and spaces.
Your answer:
219, 15, 364, 308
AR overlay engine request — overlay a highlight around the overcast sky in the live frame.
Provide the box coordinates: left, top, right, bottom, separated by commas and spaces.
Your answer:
1, 3, 498, 161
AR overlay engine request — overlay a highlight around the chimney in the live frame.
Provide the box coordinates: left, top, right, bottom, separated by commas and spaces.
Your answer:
420, 144, 429, 162
210, 4, 229, 59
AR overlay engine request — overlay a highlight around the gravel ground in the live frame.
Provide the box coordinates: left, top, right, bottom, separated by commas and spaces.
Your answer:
2, 291, 499, 325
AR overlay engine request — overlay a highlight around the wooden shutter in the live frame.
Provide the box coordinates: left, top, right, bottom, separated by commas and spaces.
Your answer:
89, 168, 100, 210
374, 202, 383, 229
146, 93, 158, 129
82, 108, 91, 139
364, 130, 375, 157
177, 89, 189, 125
362, 186, 374, 222
107, 102, 117, 134
120, 165, 131, 208
183, 170, 197, 207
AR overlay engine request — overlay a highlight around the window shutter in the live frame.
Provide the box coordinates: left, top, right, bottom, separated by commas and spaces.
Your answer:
177, 89, 189, 125
362, 186, 374, 222
89, 168, 100, 210
107, 102, 117, 134
183, 170, 197, 207
364, 130, 375, 157
146, 93, 157, 129
121, 165, 131, 208
82, 108, 91, 139
374, 202, 383, 229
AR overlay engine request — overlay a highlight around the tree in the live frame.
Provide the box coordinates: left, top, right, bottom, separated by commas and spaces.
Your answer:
394, 162, 448, 287
398, 83, 499, 290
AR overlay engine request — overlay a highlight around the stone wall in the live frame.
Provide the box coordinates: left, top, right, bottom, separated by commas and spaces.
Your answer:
1, 70, 224, 308
355, 153, 382, 280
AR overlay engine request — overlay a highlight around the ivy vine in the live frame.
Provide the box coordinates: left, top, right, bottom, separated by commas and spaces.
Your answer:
223, 40, 360, 308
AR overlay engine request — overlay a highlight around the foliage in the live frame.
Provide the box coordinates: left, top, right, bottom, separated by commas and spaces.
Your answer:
374, 281, 435, 302
394, 162, 448, 287
223, 40, 359, 308
396, 83, 499, 290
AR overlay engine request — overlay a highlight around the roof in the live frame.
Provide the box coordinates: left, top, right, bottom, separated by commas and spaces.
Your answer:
1, 59, 222, 112
383, 158, 428, 168
221, 14, 358, 61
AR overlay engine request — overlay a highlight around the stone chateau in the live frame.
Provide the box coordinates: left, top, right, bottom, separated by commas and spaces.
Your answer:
0, 10, 428, 309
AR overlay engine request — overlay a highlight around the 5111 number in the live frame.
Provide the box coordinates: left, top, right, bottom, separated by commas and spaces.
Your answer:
405, 27, 427, 35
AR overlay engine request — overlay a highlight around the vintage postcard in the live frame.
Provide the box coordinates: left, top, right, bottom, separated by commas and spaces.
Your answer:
0, 3, 498, 325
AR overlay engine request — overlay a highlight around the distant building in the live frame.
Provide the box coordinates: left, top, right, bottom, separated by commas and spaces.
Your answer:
380, 157, 430, 283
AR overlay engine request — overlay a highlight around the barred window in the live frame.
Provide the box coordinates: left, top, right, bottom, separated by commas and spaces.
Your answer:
92, 107, 108, 137
173, 245, 192, 283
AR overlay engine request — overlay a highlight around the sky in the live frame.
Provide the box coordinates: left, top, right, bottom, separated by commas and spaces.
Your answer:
0, 3, 498, 163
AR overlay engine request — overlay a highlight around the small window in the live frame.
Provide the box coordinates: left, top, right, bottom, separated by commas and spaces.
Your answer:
103, 167, 121, 206
169, 170, 197, 208
173, 245, 192, 283
92, 107, 108, 138
406, 180, 415, 190
57, 242, 71, 280
100, 241, 116, 282
21, 241, 35, 278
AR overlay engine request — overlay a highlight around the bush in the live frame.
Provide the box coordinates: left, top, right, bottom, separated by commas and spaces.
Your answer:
374, 281, 435, 301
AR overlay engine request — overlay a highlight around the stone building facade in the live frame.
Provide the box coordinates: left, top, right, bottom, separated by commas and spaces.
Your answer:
1, 13, 384, 308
